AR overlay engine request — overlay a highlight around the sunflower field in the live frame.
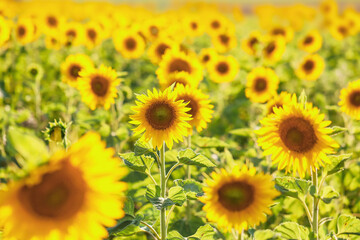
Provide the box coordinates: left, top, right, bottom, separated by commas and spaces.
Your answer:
1, 0, 360, 239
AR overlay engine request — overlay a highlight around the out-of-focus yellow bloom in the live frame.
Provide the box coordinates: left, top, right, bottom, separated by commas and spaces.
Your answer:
329, 18, 350, 40
339, 79, 360, 120
148, 37, 179, 64
208, 55, 238, 83
113, 28, 146, 59
296, 54, 325, 81
241, 31, 262, 56
298, 30, 322, 53
61, 54, 94, 88
212, 30, 237, 53
0, 16, 10, 46
198, 48, 218, 67
245, 67, 279, 103
62, 21, 85, 47
84, 21, 104, 49
262, 37, 286, 63
15, 17, 36, 45
268, 26, 294, 43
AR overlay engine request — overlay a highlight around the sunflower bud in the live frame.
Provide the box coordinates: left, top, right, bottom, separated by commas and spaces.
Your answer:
43, 119, 70, 151
27, 63, 44, 80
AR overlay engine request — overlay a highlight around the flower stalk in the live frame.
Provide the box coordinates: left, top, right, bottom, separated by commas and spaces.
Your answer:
160, 142, 167, 240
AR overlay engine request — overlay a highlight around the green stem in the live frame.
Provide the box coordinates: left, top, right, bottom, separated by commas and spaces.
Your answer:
186, 135, 192, 179
140, 221, 160, 240
146, 170, 158, 186
165, 162, 182, 185
312, 168, 319, 239
160, 142, 167, 240
300, 198, 313, 226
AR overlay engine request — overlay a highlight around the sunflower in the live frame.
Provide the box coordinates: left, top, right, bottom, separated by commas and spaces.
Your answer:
0, 132, 127, 240
320, 0, 338, 17
296, 54, 325, 81
256, 94, 339, 177
148, 37, 179, 64
130, 87, 192, 149
84, 21, 103, 49
262, 37, 286, 63
343, 8, 360, 36
266, 91, 292, 115
183, 15, 204, 37
245, 67, 279, 103
206, 13, 229, 36
198, 48, 218, 67
200, 165, 278, 232
78, 65, 121, 110
208, 55, 239, 83
113, 28, 146, 59
156, 49, 203, 88
15, 17, 35, 45
212, 30, 237, 53
159, 71, 196, 90
62, 21, 85, 47
339, 79, 360, 120
61, 54, 94, 88
329, 19, 350, 40
174, 84, 214, 133
45, 34, 63, 50
298, 30, 322, 53
0, 16, 10, 46
41, 13, 65, 34
141, 18, 164, 42
241, 31, 262, 56
268, 25, 294, 43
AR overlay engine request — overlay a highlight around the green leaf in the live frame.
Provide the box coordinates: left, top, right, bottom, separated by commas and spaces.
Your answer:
123, 197, 135, 216
168, 186, 186, 206
275, 222, 310, 240
337, 214, 360, 237
188, 224, 215, 240
177, 149, 216, 168
325, 154, 352, 175
119, 152, 153, 172
167, 230, 185, 240
275, 177, 311, 200
7, 127, 49, 164
174, 179, 203, 200
254, 229, 279, 240
191, 135, 229, 148
229, 128, 253, 137
145, 185, 185, 210
320, 186, 339, 204
108, 214, 138, 235
330, 126, 347, 136
134, 139, 154, 156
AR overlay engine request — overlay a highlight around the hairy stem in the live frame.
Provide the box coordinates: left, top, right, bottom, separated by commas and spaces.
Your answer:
160, 142, 167, 240
312, 168, 319, 239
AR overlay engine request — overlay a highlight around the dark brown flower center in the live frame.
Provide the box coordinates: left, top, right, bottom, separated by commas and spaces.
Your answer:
202, 54, 210, 63
47, 16, 58, 27
211, 20, 220, 29
254, 77, 267, 92
338, 26, 348, 36
87, 29, 97, 41
219, 34, 230, 45
91, 75, 110, 97
179, 95, 198, 118
265, 42, 276, 55
125, 37, 137, 51
303, 60, 315, 73
191, 22, 198, 30
17, 26, 26, 37
272, 28, 285, 36
218, 181, 254, 211
248, 37, 259, 48
304, 36, 314, 45
279, 117, 317, 153
66, 30, 76, 38
168, 58, 192, 74
349, 90, 360, 107
145, 102, 175, 130
18, 161, 86, 220
150, 26, 159, 36
216, 62, 229, 74
156, 43, 169, 57
68, 64, 82, 79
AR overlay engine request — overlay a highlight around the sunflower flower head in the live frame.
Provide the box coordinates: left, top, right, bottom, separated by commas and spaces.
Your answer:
339, 79, 360, 120
296, 54, 325, 81
0, 132, 127, 240
130, 87, 192, 149
200, 165, 279, 232
174, 84, 214, 134
78, 65, 121, 110
256, 94, 339, 178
